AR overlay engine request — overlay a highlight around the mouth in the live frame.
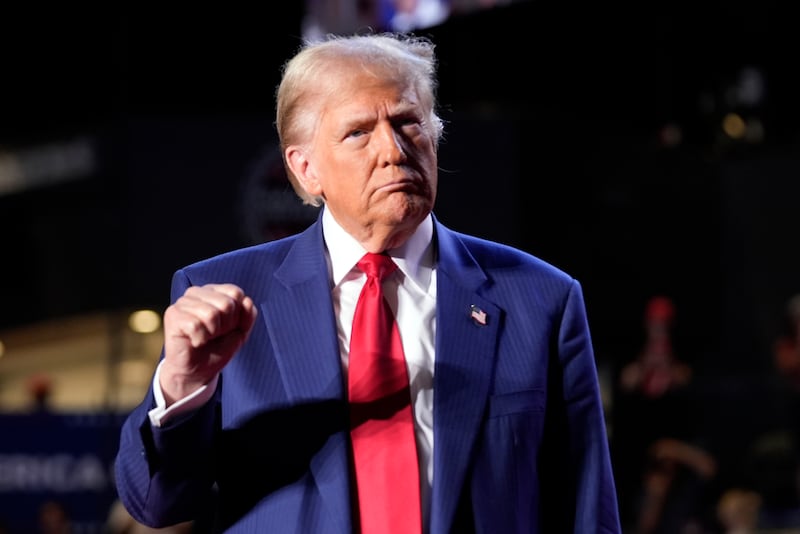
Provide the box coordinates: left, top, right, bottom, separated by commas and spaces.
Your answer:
380, 178, 416, 191
380, 183, 428, 200
378, 173, 425, 194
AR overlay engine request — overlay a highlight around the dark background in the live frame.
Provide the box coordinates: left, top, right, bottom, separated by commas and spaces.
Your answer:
1, 1, 799, 530
3, 2, 799, 368
3, 2, 798, 349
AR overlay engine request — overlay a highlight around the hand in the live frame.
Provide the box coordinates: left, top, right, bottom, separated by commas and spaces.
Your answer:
648, 438, 717, 479
159, 283, 258, 405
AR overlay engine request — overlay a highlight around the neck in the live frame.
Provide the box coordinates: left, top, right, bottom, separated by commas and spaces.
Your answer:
329, 211, 425, 254
357, 226, 415, 253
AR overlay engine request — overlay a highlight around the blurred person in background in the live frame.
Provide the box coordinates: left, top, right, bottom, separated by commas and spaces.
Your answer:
612, 296, 715, 530
715, 487, 762, 534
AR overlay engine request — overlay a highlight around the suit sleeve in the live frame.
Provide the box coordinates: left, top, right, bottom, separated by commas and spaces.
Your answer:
544, 280, 621, 533
114, 269, 220, 528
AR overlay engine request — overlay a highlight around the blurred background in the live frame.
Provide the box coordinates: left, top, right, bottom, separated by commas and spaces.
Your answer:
1, 1, 799, 532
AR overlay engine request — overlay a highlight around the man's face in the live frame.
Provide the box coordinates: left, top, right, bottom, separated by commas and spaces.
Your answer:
289, 68, 438, 248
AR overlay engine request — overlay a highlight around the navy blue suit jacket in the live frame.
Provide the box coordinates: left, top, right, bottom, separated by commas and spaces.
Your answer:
115, 213, 621, 533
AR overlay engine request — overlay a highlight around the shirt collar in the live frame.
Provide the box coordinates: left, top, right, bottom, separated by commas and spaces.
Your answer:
322, 206, 435, 292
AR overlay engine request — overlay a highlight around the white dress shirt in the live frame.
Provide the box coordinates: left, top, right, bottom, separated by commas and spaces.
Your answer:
322, 207, 437, 527
149, 206, 438, 528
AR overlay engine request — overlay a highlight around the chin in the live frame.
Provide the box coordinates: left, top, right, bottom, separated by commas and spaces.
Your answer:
389, 194, 431, 223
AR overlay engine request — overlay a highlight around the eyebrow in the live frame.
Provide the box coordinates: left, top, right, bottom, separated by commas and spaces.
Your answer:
339, 101, 421, 129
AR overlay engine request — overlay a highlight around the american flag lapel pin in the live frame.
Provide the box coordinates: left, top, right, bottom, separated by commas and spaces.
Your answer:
470, 304, 487, 326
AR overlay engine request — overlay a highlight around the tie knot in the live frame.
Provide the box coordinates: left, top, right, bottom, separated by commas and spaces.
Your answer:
357, 252, 397, 281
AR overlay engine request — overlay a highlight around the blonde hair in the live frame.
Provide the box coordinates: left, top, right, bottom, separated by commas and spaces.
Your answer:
275, 32, 444, 206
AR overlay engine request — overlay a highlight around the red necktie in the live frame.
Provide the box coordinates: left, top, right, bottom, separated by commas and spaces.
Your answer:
348, 252, 422, 534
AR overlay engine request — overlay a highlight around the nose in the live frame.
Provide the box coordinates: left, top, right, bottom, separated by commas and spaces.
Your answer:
376, 123, 406, 166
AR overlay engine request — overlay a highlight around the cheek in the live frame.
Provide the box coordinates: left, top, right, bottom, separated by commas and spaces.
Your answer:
422, 152, 439, 187
320, 173, 368, 214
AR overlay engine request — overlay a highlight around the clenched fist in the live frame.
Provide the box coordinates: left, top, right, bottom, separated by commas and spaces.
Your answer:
159, 283, 258, 405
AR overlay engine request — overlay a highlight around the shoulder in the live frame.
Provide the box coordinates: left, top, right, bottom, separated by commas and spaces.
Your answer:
176, 233, 302, 289
164, 221, 326, 301
436, 223, 591, 329
189, 236, 295, 270
437, 223, 575, 286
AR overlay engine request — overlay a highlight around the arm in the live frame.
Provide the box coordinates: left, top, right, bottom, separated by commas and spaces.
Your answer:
542, 280, 621, 533
114, 271, 258, 528
114, 379, 220, 527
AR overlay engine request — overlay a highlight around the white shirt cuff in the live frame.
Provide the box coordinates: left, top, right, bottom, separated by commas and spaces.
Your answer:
147, 360, 219, 428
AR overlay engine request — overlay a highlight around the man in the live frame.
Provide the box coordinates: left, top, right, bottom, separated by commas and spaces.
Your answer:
114, 32, 621, 533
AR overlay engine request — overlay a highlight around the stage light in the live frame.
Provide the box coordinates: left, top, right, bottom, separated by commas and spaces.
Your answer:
722, 113, 746, 140
128, 310, 161, 334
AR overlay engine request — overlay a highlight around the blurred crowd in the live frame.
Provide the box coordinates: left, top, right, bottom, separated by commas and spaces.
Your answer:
611, 294, 800, 533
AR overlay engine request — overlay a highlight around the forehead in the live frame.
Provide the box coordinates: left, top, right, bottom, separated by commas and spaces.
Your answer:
296, 57, 428, 145
322, 62, 418, 105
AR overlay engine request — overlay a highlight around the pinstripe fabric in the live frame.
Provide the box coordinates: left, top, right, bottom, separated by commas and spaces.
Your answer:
114, 211, 621, 533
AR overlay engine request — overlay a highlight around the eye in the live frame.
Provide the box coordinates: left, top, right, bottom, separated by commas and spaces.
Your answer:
392, 118, 423, 139
396, 116, 421, 128
346, 129, 367, 139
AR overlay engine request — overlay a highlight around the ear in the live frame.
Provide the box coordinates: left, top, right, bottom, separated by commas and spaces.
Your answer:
285, 145, 323, 197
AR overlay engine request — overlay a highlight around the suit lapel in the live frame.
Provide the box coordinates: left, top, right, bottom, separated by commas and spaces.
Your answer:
262, 219, 352, 533
430, 221, 500, 534
266, 222, 343, 403
257, 216, 501, 533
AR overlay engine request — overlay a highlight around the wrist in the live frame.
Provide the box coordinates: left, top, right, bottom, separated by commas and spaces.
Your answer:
158, 363, 213, 406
